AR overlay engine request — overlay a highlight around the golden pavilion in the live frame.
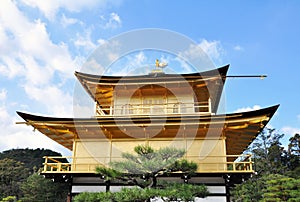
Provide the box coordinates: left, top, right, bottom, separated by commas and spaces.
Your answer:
17, 63, 278, 201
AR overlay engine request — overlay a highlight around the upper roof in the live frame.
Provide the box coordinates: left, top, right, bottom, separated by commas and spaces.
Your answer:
17, 104, 279, 156
75, 65, 229, 114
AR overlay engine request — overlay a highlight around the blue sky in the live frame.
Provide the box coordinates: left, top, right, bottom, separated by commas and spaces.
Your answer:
0, 0, 299, 155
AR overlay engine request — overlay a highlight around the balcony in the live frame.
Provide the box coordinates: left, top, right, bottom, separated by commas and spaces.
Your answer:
96, 100, 212, 116
42, 154, 253, 174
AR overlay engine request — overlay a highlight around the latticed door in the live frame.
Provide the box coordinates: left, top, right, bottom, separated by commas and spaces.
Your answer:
143, 97, 165, 114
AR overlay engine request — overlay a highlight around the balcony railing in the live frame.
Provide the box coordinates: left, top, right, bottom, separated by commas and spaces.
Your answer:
42, 154, 253, 174
96, 100, 212, 116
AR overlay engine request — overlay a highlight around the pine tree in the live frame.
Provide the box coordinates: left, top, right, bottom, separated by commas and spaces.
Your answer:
96, 145, 197, 188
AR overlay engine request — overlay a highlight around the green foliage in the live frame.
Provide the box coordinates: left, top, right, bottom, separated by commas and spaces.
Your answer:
134, 145, 154, 155
159, 182, 209, 201
232, 173, 270, 202
232, 174, 300, 202
0, 148, 63, 171
0, 158, 29, 199
74, 187, 148, 202
250, 129, 286, 175
171, 159, 198, 173
261, 174, 300, 202
232, 131, 300, 201
0, 148, 68, 201
286, 166, 300, 179
90, 145, 207, 201
288, 133, 300, 156
20, 173, 68, 202
74, 191, 113, 202
110, 145, 186, 174
286, 133, 300, 172
95, 166, 122, 181
96, 145, 198, 189
113, 187, 150, 202
74, 183, 208, 202
0, 196, 21, 202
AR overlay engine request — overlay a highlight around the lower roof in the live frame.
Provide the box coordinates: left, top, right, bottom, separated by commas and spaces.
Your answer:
17, 105, 278, 155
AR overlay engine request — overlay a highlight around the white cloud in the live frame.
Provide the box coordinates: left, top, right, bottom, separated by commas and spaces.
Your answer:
179, 43, 207, 61
0, 1, 77, 155
100, 12, 122, 29
0, 0, 123, 155
97, 38, 107, 46
280, 126, 300, 147
234, 105, 261, 113
281, 127, 300, 136
2, 124, 71, 156
0, 89, 7, 101
198, 39, 223, 61
174, 57, 194, 72
108, 51, 147, 76
0, 25, 12, 55
0, 105, 10, 124
77, 39, 122, 74
0, 56, 26, 79
108, 52, 120, 62
0, 0, 76, 115
177, 39, 224, 70
0, 90, 71, 155
80, 58, 105, 74
0, 86, 72, 155
134, 51, 146, 64
74, 31, 98, 52
20, 55, 53, 85
73, 104, 94, 118
24, 84, 73, 117
61, 13, 81, 27
0, 1, 76, 80
234, 45, 244, 51
20, 0, 108, 20
110, 12, 121, 24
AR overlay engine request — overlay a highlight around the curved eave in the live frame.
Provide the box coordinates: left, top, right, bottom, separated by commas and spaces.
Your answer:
224, 105, 278, 155
16, 104, 279, 153
75, 65, 229, 84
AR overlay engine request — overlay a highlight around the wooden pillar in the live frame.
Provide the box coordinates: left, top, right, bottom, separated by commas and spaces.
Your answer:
67, 177, 73, 202
223, 174, 231, 202
67, 182, 72, 202
67, 194, 72, 202
225, 183, 230, 202
105, 180, 111, 192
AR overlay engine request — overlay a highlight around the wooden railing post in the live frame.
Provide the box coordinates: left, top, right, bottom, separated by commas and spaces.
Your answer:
72, 156, 76, 171
249, 156, 253, 171
44, 157, 48, 172
58, 163, 62, 171
208, 98, 212, 113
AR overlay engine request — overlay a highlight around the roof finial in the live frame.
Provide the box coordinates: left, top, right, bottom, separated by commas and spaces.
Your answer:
155, 59, 168, 69
150, 59, 168, 75
155, 59, 160, 68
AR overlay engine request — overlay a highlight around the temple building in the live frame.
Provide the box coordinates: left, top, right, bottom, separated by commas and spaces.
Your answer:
17, 63, 278, 201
